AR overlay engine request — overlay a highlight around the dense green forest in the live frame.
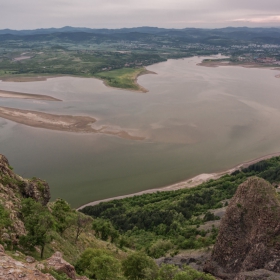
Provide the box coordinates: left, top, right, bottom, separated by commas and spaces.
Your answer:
81, 156, 280, 258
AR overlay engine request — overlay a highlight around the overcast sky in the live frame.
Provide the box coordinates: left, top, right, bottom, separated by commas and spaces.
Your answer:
1, 0, 280, 30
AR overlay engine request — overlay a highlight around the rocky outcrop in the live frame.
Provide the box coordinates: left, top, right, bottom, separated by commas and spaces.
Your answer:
0, 244, 56, 280
45, 252, 90, 280
0, 154, 51, 238
0, 246, 89, 280
204, 177, 280, 279
46, 252, 76, 279
235, 269, 280, 280
156, 250, 211, 272
21, 177, 50, 206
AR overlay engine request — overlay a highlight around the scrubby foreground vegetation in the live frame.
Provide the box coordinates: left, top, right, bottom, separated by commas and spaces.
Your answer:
1, 154, 280, 279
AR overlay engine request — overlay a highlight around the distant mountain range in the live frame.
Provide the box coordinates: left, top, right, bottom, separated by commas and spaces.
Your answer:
0, 26, 280, 36
1, 26, 280, 45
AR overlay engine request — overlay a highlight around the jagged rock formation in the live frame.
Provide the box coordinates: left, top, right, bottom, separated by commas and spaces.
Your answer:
46, 252, 77, 279
45, 251, 89, 280
204, 177, 280, 279
0, 154, 51, 238
0, 244, 56, 280
0, 245, 89, 280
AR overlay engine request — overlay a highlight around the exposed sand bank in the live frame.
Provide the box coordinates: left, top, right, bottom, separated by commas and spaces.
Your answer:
0, 106, 145, 140
77, 152, 280, 209
0, 75, 62, 82
134, 69, 157, 93
198, 60, 280, 73
0, 89, 61, 101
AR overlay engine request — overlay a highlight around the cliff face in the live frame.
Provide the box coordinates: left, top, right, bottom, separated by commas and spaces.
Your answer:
204, 177, 280, 279
0, 154, 51, 238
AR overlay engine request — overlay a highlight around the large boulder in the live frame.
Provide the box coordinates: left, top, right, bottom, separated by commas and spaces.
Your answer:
204, 177, 280, 279
46, 252, 77, 279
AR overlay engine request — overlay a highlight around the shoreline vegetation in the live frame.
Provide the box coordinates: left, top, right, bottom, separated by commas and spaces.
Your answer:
0, 106, 145, 140
77, 151, 280, 209
93, 67, 156, 92
0, 67, 156, 92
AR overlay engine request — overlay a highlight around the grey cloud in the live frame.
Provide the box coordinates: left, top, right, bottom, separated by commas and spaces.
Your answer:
0, 0, 280, 29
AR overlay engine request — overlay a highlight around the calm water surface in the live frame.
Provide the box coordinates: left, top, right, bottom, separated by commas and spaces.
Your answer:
1, 57, 280, 207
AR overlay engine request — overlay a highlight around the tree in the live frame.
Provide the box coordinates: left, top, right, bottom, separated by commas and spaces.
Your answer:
51, 198, 75, 236
122, 252, 158, 280
92, 218, 119, 242
157, 264, 216, 280
20, 198, 54, 258
75, 248, 121, 280
158, 264, 180, 280
74, 212, 92, 243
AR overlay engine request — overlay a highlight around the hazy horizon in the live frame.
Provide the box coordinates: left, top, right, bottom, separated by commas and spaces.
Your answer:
1, 25, 280, 31
1, 0, 280, 30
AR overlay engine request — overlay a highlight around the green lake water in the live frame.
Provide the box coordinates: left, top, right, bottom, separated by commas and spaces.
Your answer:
1, 56, 280, 208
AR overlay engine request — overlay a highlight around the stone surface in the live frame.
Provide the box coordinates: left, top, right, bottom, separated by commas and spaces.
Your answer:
0, 251, 55, 280
0, 244, 4, 253
46, 251, 77, 279
26, 256, 35, 263
0, 154, 51, 239
204, 177, 280, 279
234, 269, 280, 280
157, 250, 211, 272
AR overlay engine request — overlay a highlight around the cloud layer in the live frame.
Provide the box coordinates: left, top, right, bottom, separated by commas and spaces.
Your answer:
1, 0, 280, 29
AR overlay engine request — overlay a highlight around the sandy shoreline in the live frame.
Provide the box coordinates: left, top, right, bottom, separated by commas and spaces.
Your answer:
134, 69, 157, 93
0, 75, 64, 83
77, 152, 280, 209
0, 89, 61, 101
198, 60, 280, 74
0, 106, 145, 140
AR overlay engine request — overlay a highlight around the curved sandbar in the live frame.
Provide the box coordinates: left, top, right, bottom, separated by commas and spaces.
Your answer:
77, 152, 280, 210
0, 106, 145, 140
0, 89, 61, 101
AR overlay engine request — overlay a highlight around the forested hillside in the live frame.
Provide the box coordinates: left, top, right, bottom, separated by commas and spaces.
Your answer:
81, 157, 280, 258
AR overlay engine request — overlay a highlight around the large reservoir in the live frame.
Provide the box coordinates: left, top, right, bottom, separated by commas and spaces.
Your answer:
1, 56, 280, 207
